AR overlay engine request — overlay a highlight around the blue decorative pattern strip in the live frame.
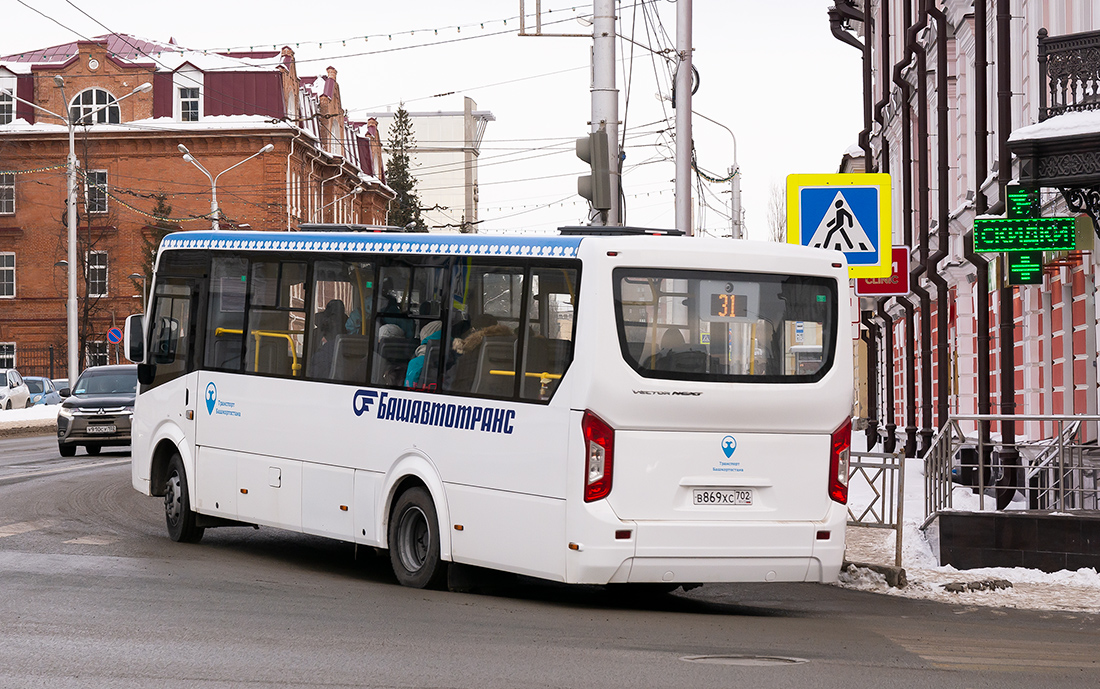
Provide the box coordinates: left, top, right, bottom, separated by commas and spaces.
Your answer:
160, 231, 582, 258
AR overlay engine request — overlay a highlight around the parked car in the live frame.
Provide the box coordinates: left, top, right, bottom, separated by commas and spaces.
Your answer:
25, 376, 62, 405
0, 368, 31, 410
52, 378, 68, 393
56, 365, 137, 457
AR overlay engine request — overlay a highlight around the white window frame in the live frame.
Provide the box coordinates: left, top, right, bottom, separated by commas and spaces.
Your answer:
85, 170, 108, 214
85, 341, 108, 368
69, 88, 120, 125
0, 89, 12, 126
179, 86, 200, 122
0, 172, 14, 214
0, 252, 13, 298
0, 342, 13, 368
86, 250, 108, 298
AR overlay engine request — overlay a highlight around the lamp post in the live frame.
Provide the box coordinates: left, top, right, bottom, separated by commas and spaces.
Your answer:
2, 79, 151, 385
321, 186, 364, 222
693, 110, 741, 239
179, 143, 274, 230
128, 272, 147, 307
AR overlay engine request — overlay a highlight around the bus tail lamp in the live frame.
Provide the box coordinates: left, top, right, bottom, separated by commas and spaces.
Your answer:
582, 410, 615, 502
828, 417, 851, 504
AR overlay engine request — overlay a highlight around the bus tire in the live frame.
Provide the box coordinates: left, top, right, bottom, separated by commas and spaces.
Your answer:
165, 453, 204, 544
388, 487, 447, 589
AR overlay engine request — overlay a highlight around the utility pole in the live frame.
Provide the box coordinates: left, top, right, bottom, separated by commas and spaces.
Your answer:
675, 0, 693, 235
730, 166, 742, 239
590, 0, 619, 226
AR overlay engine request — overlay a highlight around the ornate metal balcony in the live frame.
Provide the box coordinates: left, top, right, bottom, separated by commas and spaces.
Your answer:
1039, 28, 1100, 122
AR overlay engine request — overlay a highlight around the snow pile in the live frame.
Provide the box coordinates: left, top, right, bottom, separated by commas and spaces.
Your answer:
842, 435, 1100, 612
0, 404, 59, 436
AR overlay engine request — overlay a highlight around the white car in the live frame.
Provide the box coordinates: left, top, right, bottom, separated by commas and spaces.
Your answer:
0, 368, 31, 410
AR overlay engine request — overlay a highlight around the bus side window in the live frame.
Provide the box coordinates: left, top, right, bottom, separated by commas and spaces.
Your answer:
308, 260, 374, 383
444, 264, 523, 397
204, 257, 248, 372
244, 260, 307, 378
519, 267, 577, 401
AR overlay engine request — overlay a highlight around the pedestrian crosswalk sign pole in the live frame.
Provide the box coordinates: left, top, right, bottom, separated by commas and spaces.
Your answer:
786, 173, 892, 278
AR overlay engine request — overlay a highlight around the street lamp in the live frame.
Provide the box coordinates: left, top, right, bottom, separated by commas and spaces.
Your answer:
693, 109, 741, 239
1, 79, 151, 385
128, 272, 147, 307
179, 143, 274, 230
321, 186, 364, 222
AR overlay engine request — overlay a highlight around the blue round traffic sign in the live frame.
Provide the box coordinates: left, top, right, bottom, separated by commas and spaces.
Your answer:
106, 327, 123, 344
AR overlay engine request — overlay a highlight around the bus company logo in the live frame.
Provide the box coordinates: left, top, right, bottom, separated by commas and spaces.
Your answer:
721, 435, 737, 458
353, 389, 515, 435
352, 389, 379, 416
205, 382, 217, 415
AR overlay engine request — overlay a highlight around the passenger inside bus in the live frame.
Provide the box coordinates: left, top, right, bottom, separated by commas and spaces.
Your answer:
404, 321, 442, 388
374, 323, 415, 386
446, 314, 514, 394
307, 299, 347, 378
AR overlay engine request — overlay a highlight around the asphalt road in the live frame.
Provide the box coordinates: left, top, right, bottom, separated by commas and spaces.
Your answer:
1, 434, 1098, 689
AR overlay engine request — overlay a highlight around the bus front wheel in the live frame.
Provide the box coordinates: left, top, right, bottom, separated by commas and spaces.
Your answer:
165, 453, 205, 544
388, 487, 447, 589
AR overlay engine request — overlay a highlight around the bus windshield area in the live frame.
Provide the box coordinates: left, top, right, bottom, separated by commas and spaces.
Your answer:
614, 268, 837, 383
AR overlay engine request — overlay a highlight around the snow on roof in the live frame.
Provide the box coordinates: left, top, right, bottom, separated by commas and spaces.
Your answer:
1008, 109, 1100, 142
0, 114, 301, 135
844, 142, 865, 157
0, 33, 277, 73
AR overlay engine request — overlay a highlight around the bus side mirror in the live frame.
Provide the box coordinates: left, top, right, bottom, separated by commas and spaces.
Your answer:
125, 314, 145, 363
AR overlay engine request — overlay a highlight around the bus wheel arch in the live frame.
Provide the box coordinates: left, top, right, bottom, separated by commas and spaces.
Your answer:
381, 456, 452, 562
149, 438, 184, 497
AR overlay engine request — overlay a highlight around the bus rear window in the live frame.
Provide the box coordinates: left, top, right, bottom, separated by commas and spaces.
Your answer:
614, 268, 837, 383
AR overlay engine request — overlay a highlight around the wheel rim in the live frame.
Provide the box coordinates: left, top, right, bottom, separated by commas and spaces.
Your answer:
395, 505, 430, 573
164, 471, 182, 526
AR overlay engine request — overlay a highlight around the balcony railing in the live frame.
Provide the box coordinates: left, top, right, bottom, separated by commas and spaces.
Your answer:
1039, 28, 1100, 121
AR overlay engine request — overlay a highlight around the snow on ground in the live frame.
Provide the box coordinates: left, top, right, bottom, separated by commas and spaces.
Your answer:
842, 433, 1100, 613
0, 404, 60, 429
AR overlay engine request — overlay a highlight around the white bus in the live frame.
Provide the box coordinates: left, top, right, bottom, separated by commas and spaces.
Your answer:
126, 227, 853, 589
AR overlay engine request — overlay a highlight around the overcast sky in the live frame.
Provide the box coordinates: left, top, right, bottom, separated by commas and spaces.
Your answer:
7, 0, 863, 239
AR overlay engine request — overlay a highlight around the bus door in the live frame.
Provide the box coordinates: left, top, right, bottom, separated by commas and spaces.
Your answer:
143, 276, 204, 454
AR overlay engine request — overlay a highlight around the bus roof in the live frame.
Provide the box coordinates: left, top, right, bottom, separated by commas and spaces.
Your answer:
160, 230, 583, 259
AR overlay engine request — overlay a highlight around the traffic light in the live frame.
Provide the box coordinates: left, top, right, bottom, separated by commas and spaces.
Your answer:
577, 129, 612, 211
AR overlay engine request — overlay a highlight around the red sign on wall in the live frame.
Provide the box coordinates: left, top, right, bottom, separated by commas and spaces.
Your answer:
854, 246, 909, 296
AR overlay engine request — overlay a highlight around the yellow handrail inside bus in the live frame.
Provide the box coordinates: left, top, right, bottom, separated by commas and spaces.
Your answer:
215, 327, 302, 376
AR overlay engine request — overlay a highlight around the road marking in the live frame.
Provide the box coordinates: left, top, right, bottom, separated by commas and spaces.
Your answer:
0, 458, 129, 483
64, 535, 119, 545
0, 519, 58, 538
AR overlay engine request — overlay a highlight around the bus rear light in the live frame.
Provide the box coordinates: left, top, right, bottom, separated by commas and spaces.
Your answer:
582, 410, 615, 502
828, 417, 851, 504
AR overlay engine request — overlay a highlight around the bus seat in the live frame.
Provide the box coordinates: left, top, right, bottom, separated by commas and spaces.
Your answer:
417, 339, 441, 389
213, 338, 242, 370
254, 338, 291, 376
372, 337, 418, 386
654, 345, 709, 374
473, 336, 517, 396
330, 334, 372, 382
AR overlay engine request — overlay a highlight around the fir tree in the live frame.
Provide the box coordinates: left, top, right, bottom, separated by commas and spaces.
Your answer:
134, 193, 178, 300
385, 105, 427, 232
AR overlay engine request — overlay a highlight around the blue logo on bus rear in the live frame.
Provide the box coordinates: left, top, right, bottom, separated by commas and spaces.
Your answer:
721, 435, 737, 458
205, 382, 217, 415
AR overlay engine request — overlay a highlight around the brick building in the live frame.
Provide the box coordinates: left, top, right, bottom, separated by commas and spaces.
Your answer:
0, 34, 394, 375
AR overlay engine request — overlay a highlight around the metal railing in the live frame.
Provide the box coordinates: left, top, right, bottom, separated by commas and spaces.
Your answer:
1038, 28, 1100, 121
923, 414, 1100, 527
848, 449, 906, 567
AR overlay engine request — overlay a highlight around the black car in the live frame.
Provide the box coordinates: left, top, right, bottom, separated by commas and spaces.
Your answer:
57, 365, 137, 457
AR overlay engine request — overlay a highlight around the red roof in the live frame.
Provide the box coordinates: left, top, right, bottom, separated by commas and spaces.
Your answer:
1, 34, 178, 63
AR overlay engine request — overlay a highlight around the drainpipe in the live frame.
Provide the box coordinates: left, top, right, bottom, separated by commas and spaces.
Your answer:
995, 0, 1019, 506
965, 0, 993, 451
927, 2, 952, 438
913, 26, 934, 456
878, 298, 898, 452
861, 310, 881, 449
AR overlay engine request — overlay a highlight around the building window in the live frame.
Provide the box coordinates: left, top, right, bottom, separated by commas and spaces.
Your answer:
87, 251, 108, 298
0, 173, 12, 214
85, 170, 108, 213
0, 343, 14, 368
69, 88, 120, 125
0, 252, 13, 298
0, 90, 12, 125
179, 87, 200, 121
85, 341, 108, 367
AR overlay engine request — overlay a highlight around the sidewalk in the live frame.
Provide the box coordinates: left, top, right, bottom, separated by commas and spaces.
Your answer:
841, 435, 1100, 613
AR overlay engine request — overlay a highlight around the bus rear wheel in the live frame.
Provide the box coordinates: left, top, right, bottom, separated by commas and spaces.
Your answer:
165, 453, 204, 543
388, 487, 447, 589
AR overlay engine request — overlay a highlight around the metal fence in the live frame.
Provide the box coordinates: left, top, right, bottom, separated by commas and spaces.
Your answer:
10, 345, 65, 380
848, 449, 906, 567
923, 414, 1100, 526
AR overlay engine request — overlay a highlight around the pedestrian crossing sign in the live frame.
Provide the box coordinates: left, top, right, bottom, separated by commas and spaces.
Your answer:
786, 173, 892, 278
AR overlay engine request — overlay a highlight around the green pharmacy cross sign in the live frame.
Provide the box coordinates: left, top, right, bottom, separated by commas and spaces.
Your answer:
973, 216, 1076, 253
